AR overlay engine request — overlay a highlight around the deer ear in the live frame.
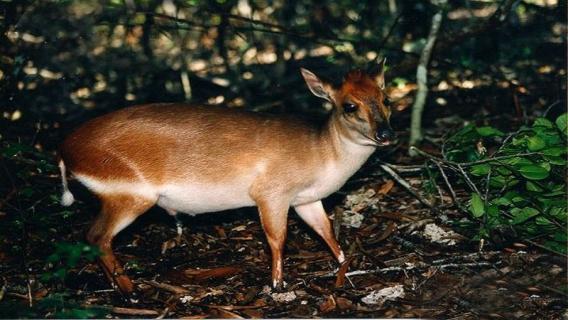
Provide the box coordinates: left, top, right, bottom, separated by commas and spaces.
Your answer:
367, 57, 387, 89
301, 68, 335, 103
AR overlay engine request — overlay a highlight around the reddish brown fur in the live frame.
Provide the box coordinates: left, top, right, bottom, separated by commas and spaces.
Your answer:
61, 104, 327, 185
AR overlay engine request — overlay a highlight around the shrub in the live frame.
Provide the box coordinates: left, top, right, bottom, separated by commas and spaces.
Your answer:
444, 113, 567, 253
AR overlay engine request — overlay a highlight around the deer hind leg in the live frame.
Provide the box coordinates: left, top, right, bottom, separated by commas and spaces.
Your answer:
294, 201, 345, 263
256, 198, 290, 289
87, 194, 155, 295
164, 208, 183, 240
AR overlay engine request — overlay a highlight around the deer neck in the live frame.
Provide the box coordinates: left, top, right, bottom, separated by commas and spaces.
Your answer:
321, 112, 376, 175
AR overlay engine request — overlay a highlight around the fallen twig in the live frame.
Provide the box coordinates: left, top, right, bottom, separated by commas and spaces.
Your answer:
318, 261, 496, 278
433, 161, 465, 212
156, 306, 171, 319
379, 164, 434, 209
0, 277, 6, 301
377, 162, 427, 173
111, 306, 160, 316
195, 303, 266, 310
524, 239, 568, 259
432, 251, 500, 264
142, 280, 189, 295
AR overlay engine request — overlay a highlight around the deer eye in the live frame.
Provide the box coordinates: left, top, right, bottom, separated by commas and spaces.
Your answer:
343, 103, 357, 113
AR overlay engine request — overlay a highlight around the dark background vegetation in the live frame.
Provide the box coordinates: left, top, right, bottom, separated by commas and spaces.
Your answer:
0, 0, 566, 318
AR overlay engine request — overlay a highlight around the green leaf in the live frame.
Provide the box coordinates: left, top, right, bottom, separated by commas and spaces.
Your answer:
503, 191, 520, 201
535, 216, 553, 225
553, 231, 567, 242
505, 192, 528, 206
527, 136, 546, 151
505, 157, 533, 167
518, 165, 549, 180
511, 207, 540, 224
539, 162, 551, 172
548, 208, 567, 220
544, 155, 566, 166
493, 197, 512, 206
495, 166, 512, 176
512, 136, 526, 147
537, 132, 562, 146
542, 147, 567, 157
487, 204, 500, 217
476, 126, 504, 137
489, 175, 506, 188
533, 117, 554, 128
537, 197, 567, 208
506, 178, 520, 187
471, 164, 491, 176
556, 113, 567, 135
469, 193, 485, 218
545, 240, 567, 254
526, 181, 543, 192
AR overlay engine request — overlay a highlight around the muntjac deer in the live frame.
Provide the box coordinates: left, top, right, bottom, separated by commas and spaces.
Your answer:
58, 59, 395, 296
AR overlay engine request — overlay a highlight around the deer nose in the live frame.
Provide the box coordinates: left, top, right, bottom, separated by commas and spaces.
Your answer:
375, 126, 396, 145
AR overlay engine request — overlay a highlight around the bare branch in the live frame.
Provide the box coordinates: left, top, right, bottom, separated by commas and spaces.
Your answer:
379, 164, 434, 209
409, 0, 447, 149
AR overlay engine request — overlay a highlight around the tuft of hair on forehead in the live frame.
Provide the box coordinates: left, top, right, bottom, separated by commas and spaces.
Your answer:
343, 69, 373, 84
341, 70, 380, 94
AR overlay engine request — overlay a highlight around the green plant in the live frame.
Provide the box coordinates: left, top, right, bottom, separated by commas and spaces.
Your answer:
42, 242, 101, 282
444, 113, 567, 253
0, 293, 109, 319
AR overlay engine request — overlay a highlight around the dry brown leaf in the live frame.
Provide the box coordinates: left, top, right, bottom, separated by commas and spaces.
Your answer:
376, 180, 395, 195
358, 223, 379, 236
375, 221, 397, 243
144, 280, 189, 295
378, 211, 416, 222
208, 308, 243, 319
184, 266, 242, 282
179, 314, 209, 319
241, 309, 264, 318
308, 281, 330, 295
319, 295, 336, 313
33, 288, 48, 299
112, 307, 159, 316
335, 297, 353, 310
161, 238, 178, 254
214, 225, 227, 238
229, 234, 254, 241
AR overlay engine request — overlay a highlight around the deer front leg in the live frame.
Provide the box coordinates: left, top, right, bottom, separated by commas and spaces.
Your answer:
294, 201, 345, 263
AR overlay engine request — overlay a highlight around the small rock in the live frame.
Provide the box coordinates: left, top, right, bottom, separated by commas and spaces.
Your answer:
270, 291, 297, 303
361, 285, 405, 305
423, 223, 460, 246
179, 295, 194, 304
341, 210, 365, 228
549, 265, 563, 276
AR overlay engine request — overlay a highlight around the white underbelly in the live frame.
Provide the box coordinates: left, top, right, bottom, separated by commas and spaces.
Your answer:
75, 174, 256, 215
156, 182, 255, 215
